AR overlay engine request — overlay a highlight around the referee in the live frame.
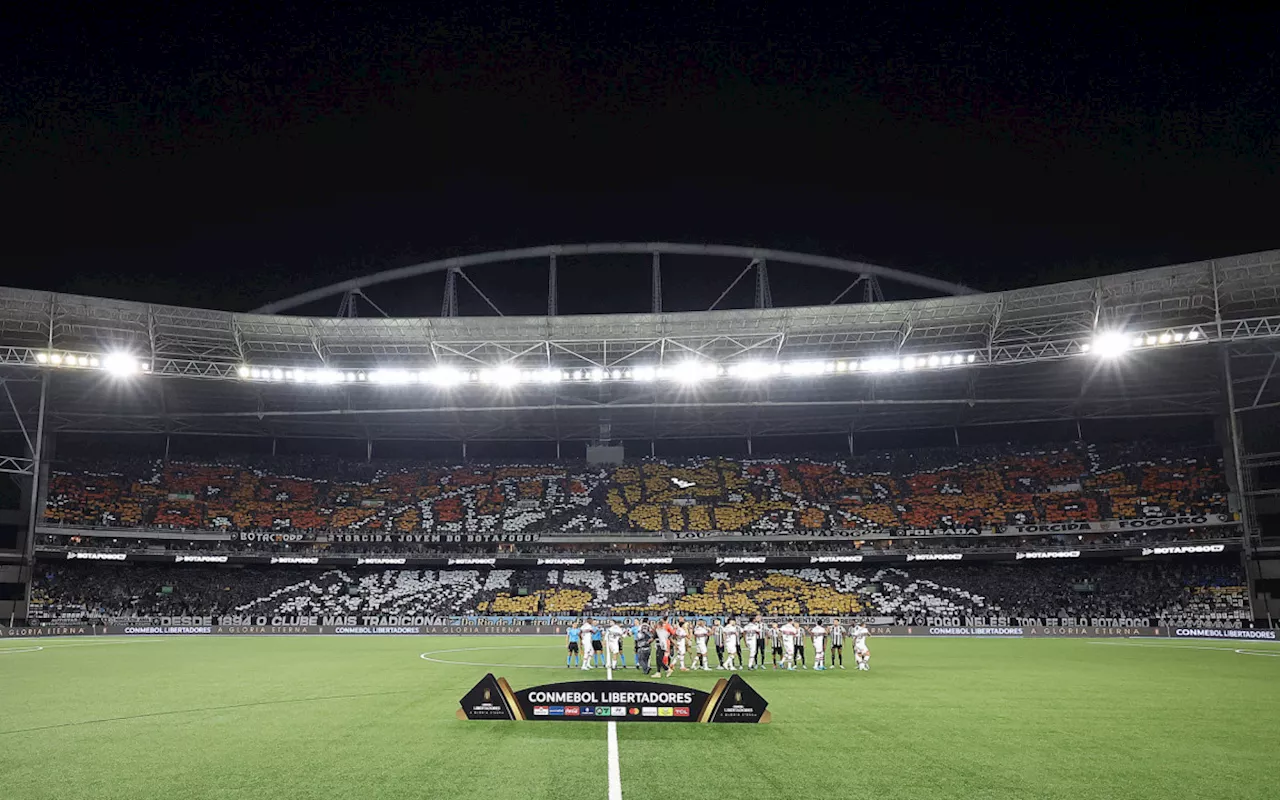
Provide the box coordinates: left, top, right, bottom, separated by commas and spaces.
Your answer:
712, 618, 725, 668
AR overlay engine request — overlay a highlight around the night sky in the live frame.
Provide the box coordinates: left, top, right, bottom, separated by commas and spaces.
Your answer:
3, 5, 1277, 316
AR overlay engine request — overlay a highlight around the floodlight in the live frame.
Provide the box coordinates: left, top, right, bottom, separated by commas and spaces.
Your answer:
89, 357, 100, 367
315, 369, 343, 384
426, 367, 465, 387
670, 360, 713, 383
1188, 330, 1201, 341
1092, 331, 1131, 358
36, 352, 48, 364
865, 357, 900, 373
589, 368, 605, 382
1158, 333, 1172, 344
902, 357, 918, 370
835, 361, 848, 372
370, 369, 412, 385
535, 368, 561, 384
965, 353, 976, 363
788, 360, 827, 377
632, 366, 657, 381
487, 365, 521, 387
729, 361, 777, 380
50, 353, 63, 365
1173, 332, 1185, 342
270, 368, 284, 381
927, 355, 940, 368
102, 353, 140, 377
237, 365, 250, 378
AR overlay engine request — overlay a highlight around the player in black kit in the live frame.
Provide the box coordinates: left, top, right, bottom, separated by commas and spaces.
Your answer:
829, 619, 846, 669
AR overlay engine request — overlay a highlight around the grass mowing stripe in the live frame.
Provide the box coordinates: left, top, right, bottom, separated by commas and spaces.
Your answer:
605, 655, 622, 800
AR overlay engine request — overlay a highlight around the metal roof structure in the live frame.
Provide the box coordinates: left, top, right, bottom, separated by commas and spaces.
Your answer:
0, 246, 1278, 449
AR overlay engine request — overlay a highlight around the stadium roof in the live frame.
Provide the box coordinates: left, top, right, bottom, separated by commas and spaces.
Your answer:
1, 245, 1280, 449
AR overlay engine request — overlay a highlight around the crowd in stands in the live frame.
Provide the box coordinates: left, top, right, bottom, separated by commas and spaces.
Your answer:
42, 441, 1229, 536
31, 557, 1250, 627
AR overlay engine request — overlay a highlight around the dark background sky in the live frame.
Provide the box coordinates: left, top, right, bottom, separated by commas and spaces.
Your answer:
2, 4, 1277, 316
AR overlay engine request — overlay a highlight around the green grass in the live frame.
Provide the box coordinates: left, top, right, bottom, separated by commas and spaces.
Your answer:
2, 635, 1278, 799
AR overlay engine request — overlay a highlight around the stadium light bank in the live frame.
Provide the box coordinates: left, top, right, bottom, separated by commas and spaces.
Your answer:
23, 328, 1204, 385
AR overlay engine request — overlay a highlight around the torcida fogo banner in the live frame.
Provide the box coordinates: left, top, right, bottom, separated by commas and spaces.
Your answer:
457, 674, 769, 723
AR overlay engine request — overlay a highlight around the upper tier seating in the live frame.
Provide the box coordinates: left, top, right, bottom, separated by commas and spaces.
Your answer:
43, 442, 1228, 535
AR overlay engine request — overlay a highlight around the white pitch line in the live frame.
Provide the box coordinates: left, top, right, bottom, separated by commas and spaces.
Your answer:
0, 638, 171, 651
418, 644, 566, 669
0, 646, 43, 654
1088, 641, 1280, 655
605, 652, 622, 800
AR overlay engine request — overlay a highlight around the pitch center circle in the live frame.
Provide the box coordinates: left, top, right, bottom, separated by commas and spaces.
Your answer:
419, 644, 573, 670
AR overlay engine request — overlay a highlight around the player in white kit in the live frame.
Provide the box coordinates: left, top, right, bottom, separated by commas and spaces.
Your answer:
674, 617, 690, 671
693, 620, 711, 670
742, 616, 761, 670
722, 618, 740, 670
810, 622, 827, 670
605, 620, 625, 670
579, 619, 596, 670
852, 622, 871, 671
779, 619, 798, 671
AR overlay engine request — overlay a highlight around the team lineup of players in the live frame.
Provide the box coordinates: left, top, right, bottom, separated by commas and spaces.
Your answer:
566, 616, 871, 677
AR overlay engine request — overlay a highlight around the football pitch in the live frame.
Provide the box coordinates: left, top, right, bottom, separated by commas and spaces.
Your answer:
2, 635, 1277, 800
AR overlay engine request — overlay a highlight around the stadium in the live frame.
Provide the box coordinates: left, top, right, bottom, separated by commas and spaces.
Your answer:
3, 243, 1280, 800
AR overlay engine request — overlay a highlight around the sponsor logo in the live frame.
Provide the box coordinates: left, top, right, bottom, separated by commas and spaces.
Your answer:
549, 706, 565, 716
658, 707, 674, 717
628, 708, 639, 716
674, 707, 690, 717
810, 555, 863, 563
1141, 544, 1226, 556
270, 556, 318, 564
642, 707, 658, 717
611, 706, 627, 716
448, 558, 496, 565
66, 552, 127, 561
1173, 628, 1277, 640
357, 557, 407, 565
537, 558, 586, 565
906, 553, 963, 561
1015, 551, 1080, 560
928, 627, 1024, 636
624, 557, 673, 565
716, 556, 767, 564
579, 706, 594, 716
174, 555, 228, 563
595, 707, 610, 717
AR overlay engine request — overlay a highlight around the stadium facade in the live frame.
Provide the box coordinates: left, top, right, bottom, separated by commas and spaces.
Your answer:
2, 243, 1280, 626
